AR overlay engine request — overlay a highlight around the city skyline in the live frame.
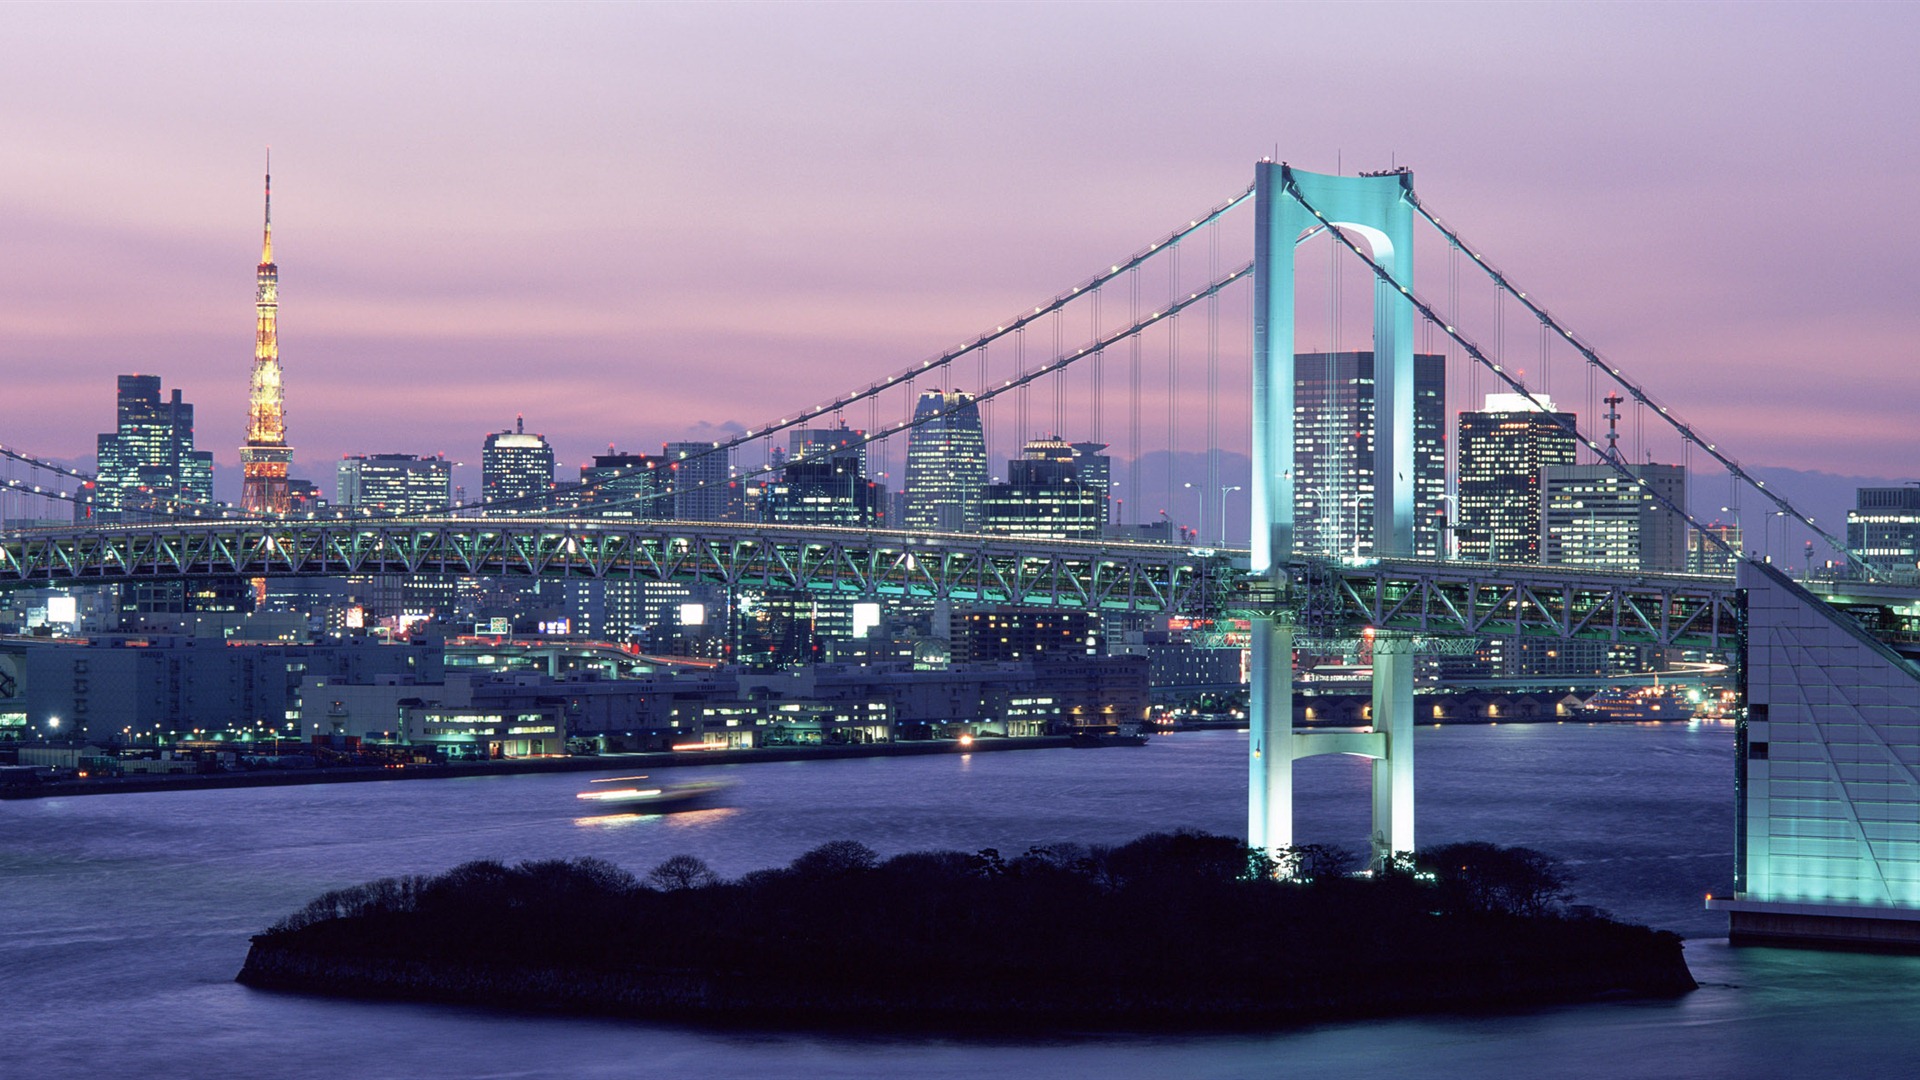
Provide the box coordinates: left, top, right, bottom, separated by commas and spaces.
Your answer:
3, 4, 1917, 495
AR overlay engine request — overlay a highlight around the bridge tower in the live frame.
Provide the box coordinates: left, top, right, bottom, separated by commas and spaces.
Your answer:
240, 150, 292, 515
1249, 163, 1418, 868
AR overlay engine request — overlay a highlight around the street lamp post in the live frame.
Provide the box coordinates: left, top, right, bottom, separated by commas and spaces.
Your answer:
1218, 485, 1242, 546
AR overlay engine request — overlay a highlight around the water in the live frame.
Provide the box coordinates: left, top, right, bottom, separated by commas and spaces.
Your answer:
5, 723, 1918, 1079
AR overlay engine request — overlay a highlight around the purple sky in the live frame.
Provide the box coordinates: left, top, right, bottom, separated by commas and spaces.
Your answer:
3, 3, 1916, 505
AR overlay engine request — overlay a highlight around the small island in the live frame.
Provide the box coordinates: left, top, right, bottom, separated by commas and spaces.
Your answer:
237, 832, 1694, 1030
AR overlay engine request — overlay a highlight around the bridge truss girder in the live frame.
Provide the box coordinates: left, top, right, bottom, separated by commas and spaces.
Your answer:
0, 520, 1234, 614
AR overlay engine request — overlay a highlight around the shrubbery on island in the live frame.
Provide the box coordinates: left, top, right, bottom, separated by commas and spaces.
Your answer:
238, 832, 1694, 1029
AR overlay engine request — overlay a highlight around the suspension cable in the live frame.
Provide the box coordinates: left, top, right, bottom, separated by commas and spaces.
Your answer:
1400, 187, 1863, 576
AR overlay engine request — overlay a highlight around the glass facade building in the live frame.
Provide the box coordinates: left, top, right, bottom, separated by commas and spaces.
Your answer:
980, 437, 1104, 541
1711, 562, 1920, 947
1291, 352, 1447, 558
902, 390, 986, 533
336, 454, 453, 516
93, 375, 214, 521
480, 418, 555, 515
1541, 462, 1688, 572
1457, 393, 1578, 563
1846, 486, 1920, 577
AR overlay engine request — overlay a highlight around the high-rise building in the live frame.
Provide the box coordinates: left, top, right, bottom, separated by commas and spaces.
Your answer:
765, 444, 885, 527
1457, 393, 1578, 563
93, 375, 213, 520
981, 436, 1105, 540
902, 390, 986, 532
1291, 351, 1447, 558
574, 451, 671, 521
240, 154, 293, 514
1688, 521, 1743, 576
336, 454, 453, 516
1846, 486, 1920, 577
788, 424, 867, 478
1541, 462, 1688, 572
1069, 442, 1113, 525
664, 441, 737, 522
481, 417, 555, 515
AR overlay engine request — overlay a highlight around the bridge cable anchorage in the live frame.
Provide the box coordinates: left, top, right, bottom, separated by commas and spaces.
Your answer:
1398, 189, 1866, 579
430, 184, 1258, 521
480, 261, 1258, 522
1283, 175, 1749, 573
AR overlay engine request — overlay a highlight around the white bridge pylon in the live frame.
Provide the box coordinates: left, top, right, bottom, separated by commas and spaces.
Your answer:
1249, 163, 1418, 868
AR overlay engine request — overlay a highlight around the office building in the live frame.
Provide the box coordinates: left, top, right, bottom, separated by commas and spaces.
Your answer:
336, 454, 453, 516
92, 375, 214, 521
1846, 486, 1920, 577
1457, 393, 1578, 563
902, 390, 987, 532
1292, 351, 1448, 557
481, 417, 555, 514
573, 451, 671, 521
1541, 462, 1688, 572
1689, 522, 1744, 576
980, 436, 1104, 540
664, 441, 737, 522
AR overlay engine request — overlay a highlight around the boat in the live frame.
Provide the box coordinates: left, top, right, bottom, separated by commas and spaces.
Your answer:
574, 774, 732, 813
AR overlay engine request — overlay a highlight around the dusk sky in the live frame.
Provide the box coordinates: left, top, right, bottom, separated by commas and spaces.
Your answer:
4, 2, 1916, 504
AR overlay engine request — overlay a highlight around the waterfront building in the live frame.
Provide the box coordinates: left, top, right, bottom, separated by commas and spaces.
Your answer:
1709, 562, 1920, 947
481, 417, 555, 514
240, 155, 293, 514
1541, 462, 1688, 572
1457, 393, 1578, 563
664, 441, 737, 522
1292, 351, 1448, 558
336, 454, 453, 516
92, 375, 214, 521
902, 390, 986, 532
1846, 486, 1920, 577
0, 634, 443, 744
980, 436, 1104, 540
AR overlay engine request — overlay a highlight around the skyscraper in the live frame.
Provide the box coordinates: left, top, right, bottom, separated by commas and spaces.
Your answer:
1540, 462, 1688, 572
902, 390, 986, 532
1291, 351, 1447, 558
240, 154, 292, 514
336, 454, 453, 516
1068, 441, 1113, 525
664, 441, 737, 523
1457, 393, 1578, 563
980, 436, 1105, 540
481, 417, 555, 515
93, 375, 213, 520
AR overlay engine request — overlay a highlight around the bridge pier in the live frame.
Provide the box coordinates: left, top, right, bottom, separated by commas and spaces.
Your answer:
1368, 631, 1416, 866
1247, 616, 1294, 854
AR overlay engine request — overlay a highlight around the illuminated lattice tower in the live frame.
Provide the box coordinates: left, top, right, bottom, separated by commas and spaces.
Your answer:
240, 152, 292, 514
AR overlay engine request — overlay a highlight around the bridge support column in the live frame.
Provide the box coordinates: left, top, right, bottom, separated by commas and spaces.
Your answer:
1369, 631, 1416, 867
1248, 615, 1294, 855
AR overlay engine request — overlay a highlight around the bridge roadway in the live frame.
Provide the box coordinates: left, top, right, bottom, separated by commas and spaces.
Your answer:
0, 517, 1763, 649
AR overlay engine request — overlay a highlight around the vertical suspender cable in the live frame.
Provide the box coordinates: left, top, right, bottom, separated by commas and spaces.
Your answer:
1129, 266, 1141, 527
1206, 220, 1220, 545
1091, 286, 1104, 445
1166, 243, 1180, 529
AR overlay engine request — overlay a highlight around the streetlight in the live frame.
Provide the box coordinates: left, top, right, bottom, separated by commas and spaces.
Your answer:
1183, 482, 1203, 543
1218, 485, 1242, 546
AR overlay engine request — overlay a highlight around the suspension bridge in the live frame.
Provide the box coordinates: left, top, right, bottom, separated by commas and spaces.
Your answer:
4, 161, 1913, 872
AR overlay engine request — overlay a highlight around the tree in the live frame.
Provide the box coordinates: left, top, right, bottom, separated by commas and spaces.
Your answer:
1419, 842, 1573, 917
647, 854, 719, 892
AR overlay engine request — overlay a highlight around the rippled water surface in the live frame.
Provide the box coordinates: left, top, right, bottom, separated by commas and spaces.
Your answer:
6, 723, 1918, 1079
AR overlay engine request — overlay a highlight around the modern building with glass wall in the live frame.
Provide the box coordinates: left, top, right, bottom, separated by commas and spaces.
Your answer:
336, 453, 453, 516
1291, 351, 1447, 558
480, 417, 554, 515
1457, 393, 1577, 563
572, 451, 671, 521
93, 375, 214, 521
1709, 562, 1920, 947
980, 436, 1105, 541
902, 390, 986, 532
